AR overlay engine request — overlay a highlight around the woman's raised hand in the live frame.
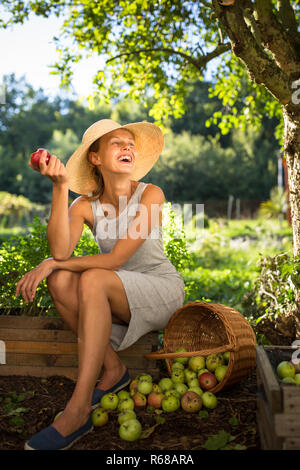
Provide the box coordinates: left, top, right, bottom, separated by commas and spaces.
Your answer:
29, 149, 69, 186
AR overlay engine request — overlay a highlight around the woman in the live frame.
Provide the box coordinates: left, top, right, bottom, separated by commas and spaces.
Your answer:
16, 119, 185, 450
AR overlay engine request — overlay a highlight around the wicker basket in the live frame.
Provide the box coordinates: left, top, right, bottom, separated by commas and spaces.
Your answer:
145, 301, 256, 393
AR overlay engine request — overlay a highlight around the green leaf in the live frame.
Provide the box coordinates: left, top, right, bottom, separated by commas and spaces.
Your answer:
202, 430, 234, 450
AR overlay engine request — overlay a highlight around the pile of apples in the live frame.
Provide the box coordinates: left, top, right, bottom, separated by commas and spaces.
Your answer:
276, 358, 300, 385
91, 349, 230, 442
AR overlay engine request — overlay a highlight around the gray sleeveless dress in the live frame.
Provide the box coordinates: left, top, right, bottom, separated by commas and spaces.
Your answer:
90, 181, 185, 351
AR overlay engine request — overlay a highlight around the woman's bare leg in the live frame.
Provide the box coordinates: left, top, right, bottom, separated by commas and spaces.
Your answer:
46, 268, 131, 436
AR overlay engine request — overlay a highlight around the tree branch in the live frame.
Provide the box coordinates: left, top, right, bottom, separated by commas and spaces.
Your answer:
277, 0, 299, 35
212, 0, 292, 105
255, 0, 300, 77
106, 44, 231, 71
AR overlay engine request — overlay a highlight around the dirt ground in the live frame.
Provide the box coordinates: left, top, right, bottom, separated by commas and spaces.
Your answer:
0, 369, 259, 451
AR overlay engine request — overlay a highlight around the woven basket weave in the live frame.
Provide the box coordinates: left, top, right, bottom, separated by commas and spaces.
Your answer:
145, 301, 256, 394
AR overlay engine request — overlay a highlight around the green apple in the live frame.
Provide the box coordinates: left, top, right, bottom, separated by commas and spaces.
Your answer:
164, 389, 181, 399
119, 418, 142, 441
184, 369, 197, 383
188, 378, 200, 388
188, 356, 205, 372
202, 391, 218, 409
117, 397, 135, 412
174, 382, 188, 396
161, 395, 180, 412
171, 369, 185, 384
158, 377, 174, 393
215, 365, 228, 382
188, 386, 203, 397
137, 379, 153, 395
281, 377, 296, 384
152, 383, 162, 393
197, 368, 209, 378
173, 347, 189, 365
117, 390, 131, 401
216, 353, 225, 366
100, 392, 119, 411
171, 362, 185, 371
223, 352, 230, 364
139, 374, 153, 383
206, 354, 222, 372
92, 407, 109, 427
118, 409, 136, 425
277, 361, 296, 379
295, 374, 300, 386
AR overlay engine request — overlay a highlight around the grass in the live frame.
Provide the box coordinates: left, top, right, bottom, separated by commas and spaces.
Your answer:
181, 216, 293, 315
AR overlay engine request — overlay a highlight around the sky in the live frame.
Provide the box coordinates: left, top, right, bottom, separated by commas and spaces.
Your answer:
0, 12, 103, 100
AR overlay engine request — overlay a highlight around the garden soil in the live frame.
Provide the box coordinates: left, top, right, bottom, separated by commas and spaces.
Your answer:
0, 370, 259, 451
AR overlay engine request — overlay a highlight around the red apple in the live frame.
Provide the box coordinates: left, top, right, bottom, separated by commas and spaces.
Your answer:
198, 371, 217, 391
181, 391, 202, 413
30, 148, 51, 170
132, 392, 147, 407
147, 391, 164, 409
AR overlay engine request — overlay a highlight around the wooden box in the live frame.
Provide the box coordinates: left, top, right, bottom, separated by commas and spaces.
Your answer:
256, 345, 300, 450
0, 316, 160, 381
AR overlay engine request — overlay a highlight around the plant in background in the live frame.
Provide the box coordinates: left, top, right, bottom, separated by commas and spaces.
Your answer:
162, 202, 190, 273
258, 186, 289, 221
242, 251, 299, 345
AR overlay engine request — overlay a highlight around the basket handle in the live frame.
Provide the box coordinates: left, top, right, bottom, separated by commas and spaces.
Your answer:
145, 343, 234, 360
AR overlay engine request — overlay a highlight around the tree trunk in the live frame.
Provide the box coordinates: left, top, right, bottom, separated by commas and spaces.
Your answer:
283, 108, 300, 337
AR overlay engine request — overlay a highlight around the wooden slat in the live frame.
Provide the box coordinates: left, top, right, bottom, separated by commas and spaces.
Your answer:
274, 413, 300, 437
282, 386, 300, 413
283, 438, 300, 450
5, 352, 78, 367
256, 394, 283, 450
5, 340, 77, 355
256, 346, 282, 413
0, 316, 68, 330
0, 328, 77, 342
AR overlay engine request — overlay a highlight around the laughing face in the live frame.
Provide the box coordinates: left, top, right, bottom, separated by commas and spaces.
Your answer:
89, 128, 137, 178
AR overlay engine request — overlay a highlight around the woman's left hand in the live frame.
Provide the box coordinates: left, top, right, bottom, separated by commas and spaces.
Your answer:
15, 258, 57, 303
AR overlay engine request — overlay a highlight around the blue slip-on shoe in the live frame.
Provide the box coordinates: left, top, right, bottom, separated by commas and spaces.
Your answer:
24, 415, 93, 450
91, 368, 131, 409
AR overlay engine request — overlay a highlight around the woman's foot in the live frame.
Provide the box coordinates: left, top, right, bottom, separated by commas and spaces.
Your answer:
52, 403, 91, 437
96, 362, 127, 391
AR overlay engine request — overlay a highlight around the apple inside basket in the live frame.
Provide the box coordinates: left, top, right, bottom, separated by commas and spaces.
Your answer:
145, 301, 256, 394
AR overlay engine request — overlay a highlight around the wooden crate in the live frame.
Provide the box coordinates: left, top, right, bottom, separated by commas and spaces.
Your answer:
256, 345, 300, 450
0, 316, 160, 381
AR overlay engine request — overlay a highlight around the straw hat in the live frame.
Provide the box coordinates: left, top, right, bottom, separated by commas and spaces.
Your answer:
65, 119, 164, 195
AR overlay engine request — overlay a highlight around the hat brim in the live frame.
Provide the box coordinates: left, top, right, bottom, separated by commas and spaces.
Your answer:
66, 121, 164, 195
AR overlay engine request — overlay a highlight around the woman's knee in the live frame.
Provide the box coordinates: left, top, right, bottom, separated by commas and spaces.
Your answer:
47, 270, 77, 297
78, 268, 108, 298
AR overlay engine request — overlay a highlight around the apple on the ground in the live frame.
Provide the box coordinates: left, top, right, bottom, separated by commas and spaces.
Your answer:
174, 382, 188, 396
118, 409, 137, 425
132, 392, 147, 407
181, 391, 202, 413
184, 369, 197, 383
92, 407, 109, 427
137, 379, 153, 395
117, 390, 131, 401
161, 395, 180, 412
202, 391, 218, 409
119, 418, 142, 441
147, 391, 164, 409
187, 386, 203, 397
158, 377, 174, 393
117, 397, 135, 412
100, 392, 119, 411
171, 369, 185, 384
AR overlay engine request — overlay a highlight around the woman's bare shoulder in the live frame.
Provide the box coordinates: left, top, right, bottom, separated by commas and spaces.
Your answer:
142, 183, 165, 203
69, 196, 94, 229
